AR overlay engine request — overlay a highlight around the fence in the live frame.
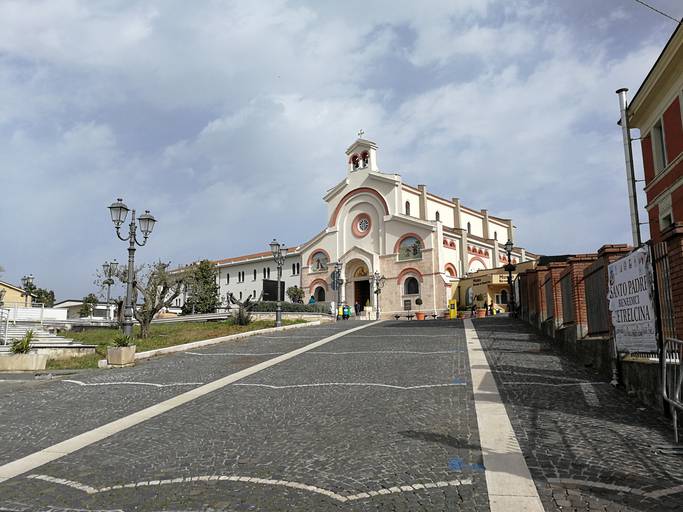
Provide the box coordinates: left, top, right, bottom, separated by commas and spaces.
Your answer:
662, 337, 683, 443
584, 264, 610, 335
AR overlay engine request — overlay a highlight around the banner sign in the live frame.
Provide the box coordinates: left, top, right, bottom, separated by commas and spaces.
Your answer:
607, 246, 657, 352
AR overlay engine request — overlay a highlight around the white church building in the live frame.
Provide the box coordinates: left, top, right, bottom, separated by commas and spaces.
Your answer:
183, 137, 534, 317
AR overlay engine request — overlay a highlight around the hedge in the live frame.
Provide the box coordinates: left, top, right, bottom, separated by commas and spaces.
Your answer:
250, 301, 331, 313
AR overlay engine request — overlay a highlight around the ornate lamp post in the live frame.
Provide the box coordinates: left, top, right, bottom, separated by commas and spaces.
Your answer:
269, 239, 286, 327
102, 260, 118, 321
372, 270, 386, 320
503, 239, 517, 317
21, 274, 34, 307
333, 261, 343, 321
109, 198, 156, 336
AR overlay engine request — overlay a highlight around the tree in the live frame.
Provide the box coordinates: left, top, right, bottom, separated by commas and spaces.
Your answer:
133, 261, 186, 338
286, 285, 305, 304
228, 292, 258, 325
79, 293, 99, 317
33, 288, 55, 307
181, 260, 219, 315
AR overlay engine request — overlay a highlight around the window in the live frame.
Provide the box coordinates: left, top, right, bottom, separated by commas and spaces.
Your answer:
467, 222, 471, 234
292, 263, 296, 275
226, 273, 230, 284
494, 231, 498, 240
311, 251, 329, 272
404, 277, 419, 295
253, 290, 256, 298
267, 267, 271, 279
398, 236, 422, 260
253, 269, 257, 281
297, 263, 300, 274
263, 268, 266, 279
239, 291, 243, 300
405, 201, 411, 216
652, 120, 667, 173
435, 211, 440, 222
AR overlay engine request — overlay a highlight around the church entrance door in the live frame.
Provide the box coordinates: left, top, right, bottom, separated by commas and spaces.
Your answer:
354, 280, 371, 311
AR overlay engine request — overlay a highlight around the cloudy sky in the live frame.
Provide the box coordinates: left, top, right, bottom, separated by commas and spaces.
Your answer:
1, 0, 681, 300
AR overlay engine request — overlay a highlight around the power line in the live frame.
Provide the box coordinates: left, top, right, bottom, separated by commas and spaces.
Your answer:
631, 0, 682, 23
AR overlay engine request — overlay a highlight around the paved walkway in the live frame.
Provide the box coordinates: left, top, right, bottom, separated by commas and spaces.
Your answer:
0, 318, 680, 511
474, 317, 683, 511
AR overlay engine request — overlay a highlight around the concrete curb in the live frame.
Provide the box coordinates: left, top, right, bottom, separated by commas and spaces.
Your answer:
97, 320, 322, 369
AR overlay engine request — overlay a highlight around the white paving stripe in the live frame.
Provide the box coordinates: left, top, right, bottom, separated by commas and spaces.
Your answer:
494, 370, 590, 382
185, 351, 285, 356
233, 382, 466, 390
311, 350, 464, 355
26, 473, 473, 503
579, 382, 601, 407
62, 380, 203, 388
0, 322, 378, 484
464, 319, 545, 512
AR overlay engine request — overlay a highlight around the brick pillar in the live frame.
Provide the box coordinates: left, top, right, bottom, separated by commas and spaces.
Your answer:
561, 254, 597, 338
663, 222, 683, 337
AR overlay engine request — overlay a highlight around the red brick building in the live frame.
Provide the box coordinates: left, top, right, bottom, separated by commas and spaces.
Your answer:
627, 22, 683, 337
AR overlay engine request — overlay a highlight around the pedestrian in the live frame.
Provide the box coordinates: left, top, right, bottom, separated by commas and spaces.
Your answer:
308, 295, 316, 304
343, 304, 351, 320
354, 301, 361, 316
483, 300, 489, 316
471, 303, 476, 318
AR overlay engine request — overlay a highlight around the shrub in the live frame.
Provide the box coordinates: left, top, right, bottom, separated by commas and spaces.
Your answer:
251, 301, 330, 313
415, 298, 423, 306
112, 334, 135, 347
11, 330, 34, 354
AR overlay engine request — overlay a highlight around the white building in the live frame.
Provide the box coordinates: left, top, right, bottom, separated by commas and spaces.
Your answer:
182, 137, 535, 317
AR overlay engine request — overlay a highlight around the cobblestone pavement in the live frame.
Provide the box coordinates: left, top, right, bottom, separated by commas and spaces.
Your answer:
474, 317, 683, 511
0, 320, 488, 511
0, 322, 356, 465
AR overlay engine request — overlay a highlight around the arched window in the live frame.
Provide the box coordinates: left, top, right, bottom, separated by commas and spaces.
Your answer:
404, 277, 419, 295
292, 263, 296, 274
494, 231, 498, 240
467, 222, 471, 234
311, 251, 329, 272
263, 268, 266, 279
253, 290, 256, 299
405, 201, 411, 216
435, 211, 440, 222
297, 263, 300, 274
253, 269, 257, 281
361, 151, 369, 168
398, 236, 422, 261
500, 289, 508, 304
226, 273, 230, 284
267, 267, 271, 279
314, 287, 326, 302
239, 291, 243, 300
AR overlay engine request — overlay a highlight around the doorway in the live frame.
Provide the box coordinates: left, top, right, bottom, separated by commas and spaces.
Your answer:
354, 280, 371, 310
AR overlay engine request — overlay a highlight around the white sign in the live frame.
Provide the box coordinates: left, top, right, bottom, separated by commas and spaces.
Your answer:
608, 246, 657, 352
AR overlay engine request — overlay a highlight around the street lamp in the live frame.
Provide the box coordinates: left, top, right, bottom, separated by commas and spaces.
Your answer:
269, 238, 286, 327
109, 198, 156, 336
21, 274, 34, 307
503, 239, 516, 317
372, 270, 386, 321
102, 260, 119, 321
333, 261, 343, 321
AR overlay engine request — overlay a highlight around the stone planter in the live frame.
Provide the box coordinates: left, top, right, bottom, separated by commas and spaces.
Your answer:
415, 312, 426, 320
0, 353, 49, 371
106, 345, 136, 367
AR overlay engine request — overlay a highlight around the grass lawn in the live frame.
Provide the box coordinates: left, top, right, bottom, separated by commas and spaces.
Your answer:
47, 319, 307, 370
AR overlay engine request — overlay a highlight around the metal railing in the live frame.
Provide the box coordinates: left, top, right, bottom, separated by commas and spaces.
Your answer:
663, 337, 683, 443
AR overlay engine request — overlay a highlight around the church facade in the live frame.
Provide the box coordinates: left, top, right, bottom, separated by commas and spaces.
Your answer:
198, 137, 533, 317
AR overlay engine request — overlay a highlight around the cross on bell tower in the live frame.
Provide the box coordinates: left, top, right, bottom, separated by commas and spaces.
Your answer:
357, 129, 365, 139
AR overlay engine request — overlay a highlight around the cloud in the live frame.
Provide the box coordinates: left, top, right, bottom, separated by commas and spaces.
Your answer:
0, 0, 677, 297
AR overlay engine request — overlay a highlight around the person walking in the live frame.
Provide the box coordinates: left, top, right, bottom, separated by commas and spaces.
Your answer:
354, 301, 361, 317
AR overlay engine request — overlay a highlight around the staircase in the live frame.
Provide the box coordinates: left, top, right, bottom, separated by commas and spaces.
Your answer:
0, 318, 86, 354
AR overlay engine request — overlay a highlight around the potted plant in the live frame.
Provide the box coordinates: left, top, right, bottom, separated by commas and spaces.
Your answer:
0, 330, 48, 371
414, 298, 426, 320
106, 334, 136, 367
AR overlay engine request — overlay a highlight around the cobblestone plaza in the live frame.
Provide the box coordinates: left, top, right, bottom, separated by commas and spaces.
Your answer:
0, 318, 681, 511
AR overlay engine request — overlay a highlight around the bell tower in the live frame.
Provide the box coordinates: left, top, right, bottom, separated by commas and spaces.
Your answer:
346, 131, 378, 173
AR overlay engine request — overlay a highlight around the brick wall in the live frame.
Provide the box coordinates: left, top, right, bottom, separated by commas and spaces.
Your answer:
558, 254, 598, 338
663, 223, 683, 337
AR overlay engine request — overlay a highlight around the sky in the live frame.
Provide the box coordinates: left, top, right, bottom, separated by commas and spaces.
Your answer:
1, 0, 682, 300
